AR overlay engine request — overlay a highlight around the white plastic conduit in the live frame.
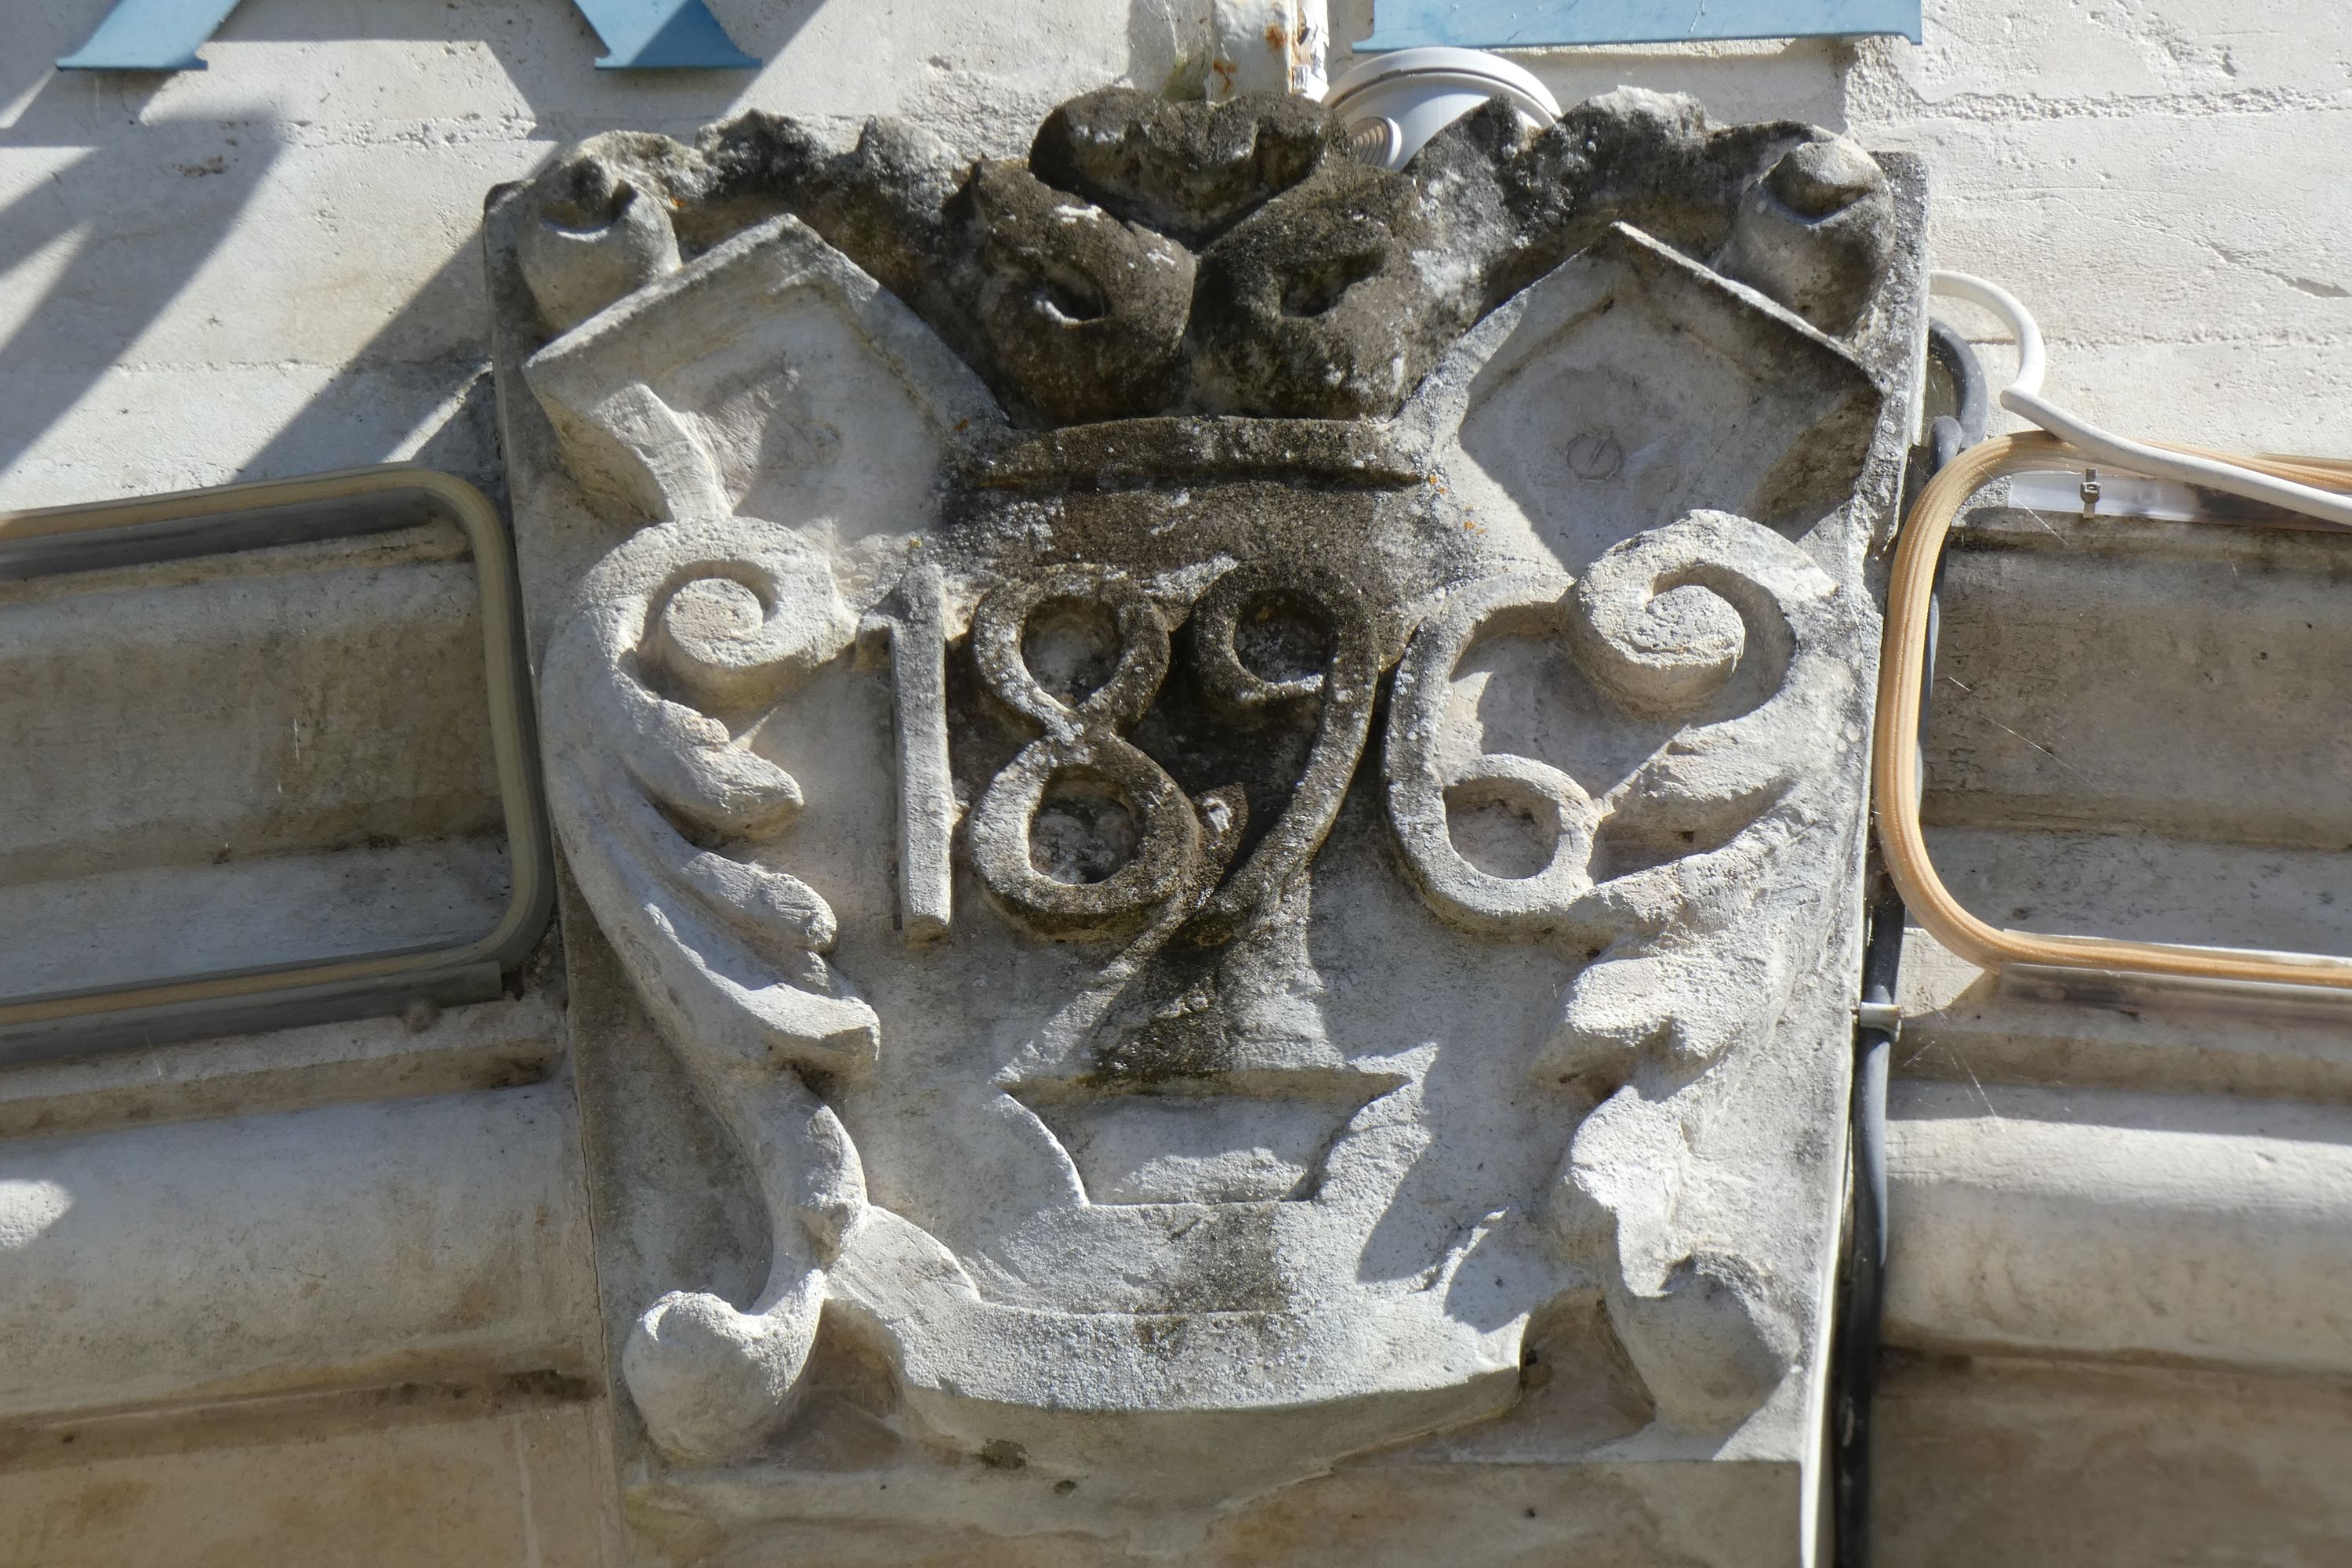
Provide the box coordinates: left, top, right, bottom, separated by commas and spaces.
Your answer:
1930, 270, 2352, 532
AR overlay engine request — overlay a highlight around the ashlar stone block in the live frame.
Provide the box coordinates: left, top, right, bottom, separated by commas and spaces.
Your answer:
484, 80, 1923, 1565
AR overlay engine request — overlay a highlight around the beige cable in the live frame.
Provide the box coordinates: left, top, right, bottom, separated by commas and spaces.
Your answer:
1875, 430, 2352, 989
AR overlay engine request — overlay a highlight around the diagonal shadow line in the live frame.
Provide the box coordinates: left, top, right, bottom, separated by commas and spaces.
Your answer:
0, 151, 98, 278
232, 144, 563, 491
593, 0, 762, 69
0, 134, 283, 485
12, 0, 836, 150
3, 0, 844, 494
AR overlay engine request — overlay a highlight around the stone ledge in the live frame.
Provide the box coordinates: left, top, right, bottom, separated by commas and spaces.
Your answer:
0, 993, 562, 1142
0, 1079, 598, 1422
1884, 1077, 2352, 1376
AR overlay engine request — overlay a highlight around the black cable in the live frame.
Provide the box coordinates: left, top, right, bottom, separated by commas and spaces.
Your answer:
1928, 318, 1991, 448
1831, 317, 1984, 1567
1831, 873, 1904, 1568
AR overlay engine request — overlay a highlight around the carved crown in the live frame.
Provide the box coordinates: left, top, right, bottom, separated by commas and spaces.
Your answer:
514, 85, 1896, 429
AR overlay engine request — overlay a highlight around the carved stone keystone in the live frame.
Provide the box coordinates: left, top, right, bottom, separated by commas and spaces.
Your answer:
485, 81, 1922, 1566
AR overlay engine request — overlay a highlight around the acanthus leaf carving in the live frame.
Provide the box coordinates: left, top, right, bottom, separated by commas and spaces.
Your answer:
540, 517, 880, 1461
1381, 510, 1858, 1432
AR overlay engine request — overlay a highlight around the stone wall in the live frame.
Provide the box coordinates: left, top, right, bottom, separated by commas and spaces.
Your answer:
9, 2, 2342, 506
1848, 1, 2352, 454
1838, 11, 2352, 1566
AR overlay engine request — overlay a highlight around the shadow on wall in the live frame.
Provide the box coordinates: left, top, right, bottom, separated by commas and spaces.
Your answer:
0, 0, 1852, 503
0, 0, 1864, 507
0, 0, 830, 500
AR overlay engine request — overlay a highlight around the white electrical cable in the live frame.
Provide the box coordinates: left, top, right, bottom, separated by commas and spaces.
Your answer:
1929, 269, 2352, 532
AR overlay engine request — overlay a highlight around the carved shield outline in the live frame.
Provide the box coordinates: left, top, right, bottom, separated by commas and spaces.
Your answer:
502, 182, 1893, 1490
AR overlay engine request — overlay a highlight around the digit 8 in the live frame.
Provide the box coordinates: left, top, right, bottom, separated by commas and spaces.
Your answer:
966, 566, 1207, 939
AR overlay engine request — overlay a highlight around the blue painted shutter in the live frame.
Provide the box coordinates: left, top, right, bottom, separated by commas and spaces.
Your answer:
59, 0, 759, 71
1361, 1, 1922, 50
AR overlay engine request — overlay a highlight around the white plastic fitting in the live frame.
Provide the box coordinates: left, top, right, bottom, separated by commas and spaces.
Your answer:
1324, 46, 1560, 170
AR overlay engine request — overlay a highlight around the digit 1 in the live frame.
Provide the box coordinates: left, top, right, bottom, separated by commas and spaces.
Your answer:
888, 561, 955, 942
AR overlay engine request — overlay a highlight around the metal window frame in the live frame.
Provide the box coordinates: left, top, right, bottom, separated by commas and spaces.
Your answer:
0, 466, 555, 1058
1875, 430, 2352, 992
1360, 0, 1923, 52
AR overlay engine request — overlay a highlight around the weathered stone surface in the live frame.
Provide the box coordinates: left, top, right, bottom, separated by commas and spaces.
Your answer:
1886, 1079, 2352, 1376
0, 1077, 598, 1420
6, 6, 2350, 1563
506, 85, 1896, 426
1872, 1352, 2352, 1568
1862, 483, 2352, 1568
0, 523, 509, 998
1028, 89, 1343, 246
0, 1395, 617, 1568
486, 79, 1921, 1564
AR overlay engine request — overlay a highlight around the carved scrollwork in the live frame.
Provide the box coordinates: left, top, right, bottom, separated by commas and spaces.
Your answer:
539, 516, 876, 1462
1385, 510, 1859, 1433
1385, 510, 1854, 1075
503, 68, 1915, 1498
545, 502, 1858, 1455
515, 87, 1893, 430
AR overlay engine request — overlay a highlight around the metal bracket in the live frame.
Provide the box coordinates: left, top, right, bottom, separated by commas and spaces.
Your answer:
1853, 1000, 1904, 1038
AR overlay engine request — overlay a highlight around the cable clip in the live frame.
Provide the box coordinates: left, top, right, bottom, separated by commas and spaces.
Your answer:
1854, 1000, 1903, 1038
2079, 467, 2101, 519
